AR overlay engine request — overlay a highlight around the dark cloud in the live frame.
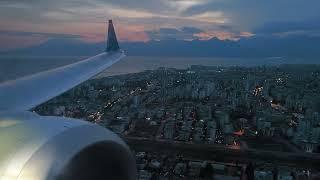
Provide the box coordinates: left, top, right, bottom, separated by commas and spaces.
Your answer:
181, 27, 203, 34
1, 0, 320, 30
254, 19, 320, 35
0, 0, 100, 23
96, 0, 171, 13
182, 0, 320, 29
1, 0, 320, 47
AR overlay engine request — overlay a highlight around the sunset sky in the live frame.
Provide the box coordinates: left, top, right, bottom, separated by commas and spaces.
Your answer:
0, 0, 319, 50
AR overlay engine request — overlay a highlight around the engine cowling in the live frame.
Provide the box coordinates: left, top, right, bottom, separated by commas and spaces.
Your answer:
0, 112, 136, 180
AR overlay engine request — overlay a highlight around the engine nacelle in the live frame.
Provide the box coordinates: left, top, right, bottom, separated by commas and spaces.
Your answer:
0, 112, 136, 180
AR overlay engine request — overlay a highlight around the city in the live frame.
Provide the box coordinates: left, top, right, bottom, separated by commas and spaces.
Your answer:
35, 64, 320, 179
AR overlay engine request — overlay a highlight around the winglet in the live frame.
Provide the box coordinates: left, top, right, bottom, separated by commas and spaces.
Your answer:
106, 20, 120, 52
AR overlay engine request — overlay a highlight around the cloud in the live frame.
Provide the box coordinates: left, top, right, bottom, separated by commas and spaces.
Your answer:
146, 26, 252, 41
0, 0, 319, 50
147, 27, 204, 40
254, 19, 320, 37
194, 31, 254, 41
97, 0, 208, 15
2, 0, 319, 30
187, 11, 227, 24
96, 0, 171, 14
0, 0, 227, 30
181, 27, 203, 34
107, 9, 156, 19
182, 0, 320, 30
0, 30, 82, 39
0, 0, 228, 48
116, 26, 150, 42
165, 0, 209, 13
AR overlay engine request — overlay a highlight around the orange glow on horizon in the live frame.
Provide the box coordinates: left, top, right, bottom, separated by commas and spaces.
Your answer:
194, 31, 254, 41
194, 31, 239, 41
70, 23, 150, 43
240, 31, 255, 38
0, 20, 254, 50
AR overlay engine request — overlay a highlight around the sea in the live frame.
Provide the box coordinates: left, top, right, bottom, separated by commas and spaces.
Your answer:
0, 56, 319, 83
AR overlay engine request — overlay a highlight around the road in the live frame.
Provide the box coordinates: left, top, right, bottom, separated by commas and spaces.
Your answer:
123, 136, 320, 169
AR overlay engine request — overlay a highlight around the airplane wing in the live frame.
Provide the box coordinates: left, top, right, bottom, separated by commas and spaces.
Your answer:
0, 20, 125, 112
0, 20, 136, 180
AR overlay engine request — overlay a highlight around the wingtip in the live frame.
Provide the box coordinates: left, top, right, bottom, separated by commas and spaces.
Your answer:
106, 19, 120, 52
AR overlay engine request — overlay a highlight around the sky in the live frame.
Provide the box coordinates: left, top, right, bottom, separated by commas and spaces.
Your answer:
0, 0, 319, 51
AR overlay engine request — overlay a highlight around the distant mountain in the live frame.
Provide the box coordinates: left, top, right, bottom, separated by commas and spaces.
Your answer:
3, 35, 320, 58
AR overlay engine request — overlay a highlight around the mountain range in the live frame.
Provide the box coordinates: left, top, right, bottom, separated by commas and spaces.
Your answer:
2, 35, 320, 58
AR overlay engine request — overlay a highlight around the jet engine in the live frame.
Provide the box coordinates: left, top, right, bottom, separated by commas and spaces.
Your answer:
0, 112, 136, 180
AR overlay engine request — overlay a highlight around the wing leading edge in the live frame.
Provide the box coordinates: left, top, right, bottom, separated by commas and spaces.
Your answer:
0, 20, 124, 112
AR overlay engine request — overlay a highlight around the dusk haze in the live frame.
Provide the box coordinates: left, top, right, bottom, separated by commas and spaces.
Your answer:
0, 1, 320, 180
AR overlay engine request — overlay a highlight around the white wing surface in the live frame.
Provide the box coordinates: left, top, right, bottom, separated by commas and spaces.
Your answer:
0, 20, 124, 112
